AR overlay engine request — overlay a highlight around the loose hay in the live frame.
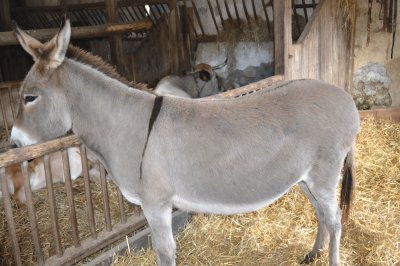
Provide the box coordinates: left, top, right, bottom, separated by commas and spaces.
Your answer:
112, 117, 400, 266
0, 177, 141, 265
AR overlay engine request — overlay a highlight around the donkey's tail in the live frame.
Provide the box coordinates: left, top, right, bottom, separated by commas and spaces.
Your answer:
340, 146, 355, 224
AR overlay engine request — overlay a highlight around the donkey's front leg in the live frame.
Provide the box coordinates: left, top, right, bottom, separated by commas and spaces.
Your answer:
143, 204, 176, 266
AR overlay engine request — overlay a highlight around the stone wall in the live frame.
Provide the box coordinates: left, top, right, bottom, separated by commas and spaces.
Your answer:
353, 0, 400, 108
353, 62, 392, 109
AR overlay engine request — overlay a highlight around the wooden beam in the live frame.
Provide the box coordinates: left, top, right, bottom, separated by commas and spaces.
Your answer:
168, 0, 180, 74
0, 20, 152, 46
119, 0, 170, 8
359, 107, 400, 122
11, 0, 169, 12
273, 0, 291, 78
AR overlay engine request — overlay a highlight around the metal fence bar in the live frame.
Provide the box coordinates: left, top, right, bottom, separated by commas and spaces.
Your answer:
119, 7, 130, 23
137, 6, 147, 22
160, 3, 168, 13
251, 0, 258, 24
191, 0, 205, 35
62, 149, 81, 248
301, 0, 309, 21
311, 0, 317, 8
50, 11, 62, 26
232, 0, 241, 26
89, 9, 103, 24
80, 144, 97, 239
183, 1, 199, 37
0, 167, 22, 266
44, 154, 63, 257
224, 0, 233, 24
242, 0, 251, 25
263, 0, 272, 36
154, 4, 164, 18
292, 2, 301, 36
77, 10, 90, 26
95, 9, 107, 24
207, 0, 220, 34
215, 0, 225, 30
138, 5, 149, 20
131, 6, 142, 20
126, 6, 138, 21
117, 188, 127, 224
144, 5, 157, 24
99, 163, 112, 232
21, 161, 45, 265
148, 5, 159, 23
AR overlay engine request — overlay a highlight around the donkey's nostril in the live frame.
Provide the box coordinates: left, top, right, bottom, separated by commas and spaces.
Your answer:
10, 143, 18, 149
10, 138, 20, 148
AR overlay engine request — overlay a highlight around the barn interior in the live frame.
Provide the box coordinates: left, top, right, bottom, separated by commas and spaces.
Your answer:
0, 0, 399, 265
0, 0, 321, 87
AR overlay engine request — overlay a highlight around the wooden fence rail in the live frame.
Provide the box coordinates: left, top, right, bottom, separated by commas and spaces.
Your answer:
0, 137, 147, 265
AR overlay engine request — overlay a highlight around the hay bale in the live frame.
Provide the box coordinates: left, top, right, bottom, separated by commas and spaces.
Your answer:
112, 117, 400, 265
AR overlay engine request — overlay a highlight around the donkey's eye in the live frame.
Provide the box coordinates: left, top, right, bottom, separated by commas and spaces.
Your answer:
24, 95, 38, 105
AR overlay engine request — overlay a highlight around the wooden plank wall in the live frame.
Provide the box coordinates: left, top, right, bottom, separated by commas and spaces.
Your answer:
287, 0, 354, 91
128, 6, 191, 87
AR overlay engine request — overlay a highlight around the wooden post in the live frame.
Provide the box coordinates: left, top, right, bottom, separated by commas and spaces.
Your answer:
168, 0, 178, 74
0, 0, 11, 31
105, 0, 125, 76
346, 1, 357, 93
0, 167, 22, 266
273, 0, 292, 79
22, 161, 45, 265
179, 5, 192, 73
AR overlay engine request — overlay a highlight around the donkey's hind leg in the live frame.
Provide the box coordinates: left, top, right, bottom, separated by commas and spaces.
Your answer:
302, 165, 343, 266
299, 181, 329, 263
143, 204, 176, 266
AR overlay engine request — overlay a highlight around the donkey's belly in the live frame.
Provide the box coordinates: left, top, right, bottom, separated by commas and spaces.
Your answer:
172, 167, 310, 215
173, 188, 290, 215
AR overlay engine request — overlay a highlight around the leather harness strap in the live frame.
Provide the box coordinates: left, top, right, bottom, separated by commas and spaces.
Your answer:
140, 95, 164, 179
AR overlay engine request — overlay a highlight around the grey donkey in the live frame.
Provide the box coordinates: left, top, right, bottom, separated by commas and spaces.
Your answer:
11, 19, 359, 266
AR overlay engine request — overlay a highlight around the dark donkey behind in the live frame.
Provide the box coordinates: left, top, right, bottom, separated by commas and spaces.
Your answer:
11, 20, 359, 266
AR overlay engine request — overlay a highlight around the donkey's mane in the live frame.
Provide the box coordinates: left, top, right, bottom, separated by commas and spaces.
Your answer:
66, 45, 153, 93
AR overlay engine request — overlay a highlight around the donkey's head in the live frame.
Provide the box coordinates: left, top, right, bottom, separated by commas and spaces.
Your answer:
11, 19, 72, 147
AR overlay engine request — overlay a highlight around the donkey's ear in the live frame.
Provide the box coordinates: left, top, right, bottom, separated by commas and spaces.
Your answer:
12, 21, 44, 61
44, 18, 71, 69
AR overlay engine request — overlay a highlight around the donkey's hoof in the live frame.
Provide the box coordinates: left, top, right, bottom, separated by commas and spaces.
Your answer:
301, 252, 320, 264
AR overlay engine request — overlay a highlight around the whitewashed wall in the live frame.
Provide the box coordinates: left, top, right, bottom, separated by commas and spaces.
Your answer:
195, 41, 274, 89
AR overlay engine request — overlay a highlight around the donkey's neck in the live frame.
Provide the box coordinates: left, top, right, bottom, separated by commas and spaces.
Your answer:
62, 59, 155, 182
